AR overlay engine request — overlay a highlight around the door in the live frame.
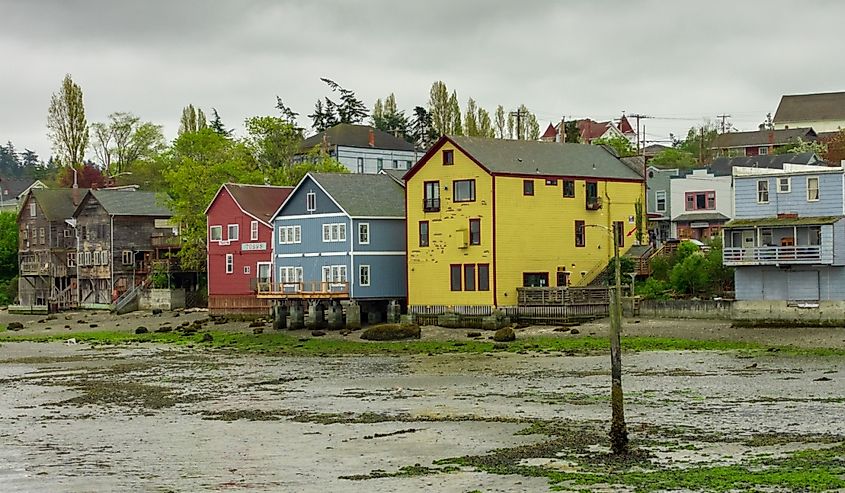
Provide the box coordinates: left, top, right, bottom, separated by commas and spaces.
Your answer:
257, 263, 271, 290
787, 271, 820, 301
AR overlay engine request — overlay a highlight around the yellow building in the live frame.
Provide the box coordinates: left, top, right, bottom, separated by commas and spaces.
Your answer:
404, 136, 645, 308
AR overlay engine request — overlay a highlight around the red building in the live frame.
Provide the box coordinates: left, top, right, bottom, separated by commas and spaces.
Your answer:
205, 183, 293, 315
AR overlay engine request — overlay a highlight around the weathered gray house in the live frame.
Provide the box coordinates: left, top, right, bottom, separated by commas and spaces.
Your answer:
73, 190, 175, 308
16, 188, 87, 311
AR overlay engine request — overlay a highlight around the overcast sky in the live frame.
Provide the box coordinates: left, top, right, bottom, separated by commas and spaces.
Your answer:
2, 0, 844, 160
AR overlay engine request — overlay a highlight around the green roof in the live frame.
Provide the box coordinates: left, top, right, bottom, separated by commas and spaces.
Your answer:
301, 123, 415, 152
310, 172, 404, 217
725, 216, 842, 228
449, 136, 643, 180
29, 188, 88, 221
88, 190, 171, 216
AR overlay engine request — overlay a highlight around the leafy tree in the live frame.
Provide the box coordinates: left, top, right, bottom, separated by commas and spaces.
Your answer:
47, 74, 88, 166
650, 147, 696, 168
592, 135, 636, 157
178, 104, 207, 135
635, 278, 670, 299
371, 93, 408, 139
89, 112, 165, 175
0, 211, 18, 280
243, 116, 304, 182
525, 111, 540, 140
477, 107, 494, 138
409, 106, 435, 149
448, 91, 462, 136
674, 123, 718, 165
669, 252, 708, 297
494, 105, 506, 139
428, 81, 453, 136
209, 108, 233, 137
57, 162, 108, 188
464, 98, 479, 136
774, 137, 827, 156
284, 147, 349, 186
564, 120, 581, 143
703, 237, 733, 295
821, 129, 845, 164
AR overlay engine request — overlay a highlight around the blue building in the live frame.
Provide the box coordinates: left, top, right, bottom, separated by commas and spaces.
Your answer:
270, 172, 406, 305
723, 163, 845, 301
297, 124, 420, 174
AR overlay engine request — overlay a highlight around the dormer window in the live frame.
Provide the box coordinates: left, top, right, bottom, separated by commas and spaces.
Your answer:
306, 192, 316, 212
442, 149, 454, 165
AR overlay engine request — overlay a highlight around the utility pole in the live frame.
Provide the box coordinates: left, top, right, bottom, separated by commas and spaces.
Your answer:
699, 127, 705, 165
628, 114, 651, 155
717, 114, 731, 134
510, 108, 528, 140
610, 224, 628, 455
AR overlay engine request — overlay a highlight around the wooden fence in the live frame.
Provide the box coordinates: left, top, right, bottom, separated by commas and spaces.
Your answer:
409, 302, 608, 326
209, 295, 272, 316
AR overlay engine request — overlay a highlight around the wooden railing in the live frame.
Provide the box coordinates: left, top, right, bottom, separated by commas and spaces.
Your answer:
151, 234, 181, 248
723, 245, 825, 265
517, 286, 609, 306
256, 281, 350, 299
20, 257, 48, 275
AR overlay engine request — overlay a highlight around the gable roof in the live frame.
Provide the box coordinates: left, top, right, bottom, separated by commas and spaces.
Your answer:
1, 176, 42, 200
22, 188, 88, 221
418, 135, 642, 181
711, 128, 817, 149
79, 190, 171, 217
222, 183, 292, 225
301, 123, 415, 152
708, 152, 821, 177
577, 119, 616, 142
306, 172, 405, 217
541, 123, 558, 139
618, 115, 635, 135
774, 91, 845, 124
378, 169, 406, 187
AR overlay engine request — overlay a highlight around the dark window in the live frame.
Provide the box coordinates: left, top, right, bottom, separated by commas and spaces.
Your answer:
377, 158, 384, 171
545, 179, 558, 186
357, 157, 364, 173
522, 272, 549, 287
685, 191, 716, 211
575, 220, 585, 247
464, 264, 476, 291
586, 181, 601, 209
442, 149, 454, 165
453, 179, 476, 202
419, 221, 429, 247
477, 264, 490, 291
450, 264, 462, 291
563, 180, 575, 197
424, 181, 440, 211
556, 270, 569, 287
523, 180, 534, 196
469, 218, 481, 245
614, 221, 625, 248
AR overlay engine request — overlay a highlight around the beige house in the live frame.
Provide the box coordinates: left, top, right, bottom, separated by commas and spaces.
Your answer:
773, 91, 845, 133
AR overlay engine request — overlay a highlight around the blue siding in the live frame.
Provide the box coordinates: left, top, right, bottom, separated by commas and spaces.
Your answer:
280, 176, 342, 216
735, 266, 845, 301
275, 216, 352, 255
734, 172, 844, 219
352, 218, 405, 252
835, 220, 845, 265
352, 254, 406, 298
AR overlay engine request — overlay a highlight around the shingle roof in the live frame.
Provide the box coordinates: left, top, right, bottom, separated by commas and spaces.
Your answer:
711, 128, 817, 149
774, 91, 845, 123
379, 169, 406, 186
577, 119, 613, 142
301, 123, 415, 152
310, 172, 405, 217
225, 184, 293, 225
673, 212, 730, 223
87, 190, 171, 216
0, 176, 39, 199
27, 188, 88, 221
447, 136, 643, 181
541, 123, 558, 139
708, 152, 820, 177
725, 216, 841, 228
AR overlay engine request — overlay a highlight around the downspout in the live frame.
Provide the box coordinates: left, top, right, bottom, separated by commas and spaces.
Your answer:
605, 183, 613, 263
110, 215, 114, 305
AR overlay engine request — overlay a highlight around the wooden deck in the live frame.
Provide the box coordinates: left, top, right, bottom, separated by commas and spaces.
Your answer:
516, 286, 609, 306
256, 281, 350, 300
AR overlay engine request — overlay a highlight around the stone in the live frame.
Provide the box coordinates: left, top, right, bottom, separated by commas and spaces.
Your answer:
253, 327, 264, 335
493, 327, 516, 342
89, 324, 98, 328
248, 321, 265, 328
570, 328, 580, 335
155, 326, 173, 333
360, 324, 420, 341
466, 331, 482, 338
345, 302, 362, 330
151, 308, 163, 316
200, 333, 213, 343
135, 327, 149, 334
311, 330, 326, 337
7, 322, 24, 331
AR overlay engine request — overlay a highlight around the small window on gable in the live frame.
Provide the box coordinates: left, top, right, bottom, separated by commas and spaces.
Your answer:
357, 157, 364, 173
442, 149, 454, 165
227, 224, 239, 241
29, 202, 36, 217
306, 192, 316, 212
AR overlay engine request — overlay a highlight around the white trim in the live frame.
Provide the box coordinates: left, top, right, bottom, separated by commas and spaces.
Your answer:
225, 253, 234, 274
276, 253, 305, 258
350, 215, 405, 220
277, 212, 346, 221
204, 183, 293, 227
227, 223, 239, 241
276, 251, 349, 258
807, 176, 820, 202
322, 223, 347, 242
777, 177, 791, 194
209, 225, 223, 242
304, 252, 320, 257
359, 264, 370, 287
306, 191, 317, 212
358, 222, 370, 245
278, 225, 301, 244
350, 251, 406, 256
250, 220, 259, 241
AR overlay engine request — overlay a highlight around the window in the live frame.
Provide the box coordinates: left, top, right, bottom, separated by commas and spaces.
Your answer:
757, 180, 769, 203
392, 159, 398, 169
452, 179, 476, 202
545, 179, 558, 186
67, 252, 76, 268
586, 181, 600, 209
377, 158, 384, 172
684, 191, 716, 211
424, 181, 440, 212
523, 272, 549, 287
777, 177, 791, 193
575, 220, 585, 247
358, 223, 370, 244
523, 180, 535, 196
29, 202, 36, 217
322, 223, 347, 242
477, 264, 490, 291
225, 254, 234, 274
450, 264, 462, 291
250, 221, 259, 241
758, 146, 768, 155
322, 265, 348, 283
278, 225, 301, 244
469, 218, 481, 245
227, 224, 239, 241
279, 266, 303, 283
613, 221, 625, 248
419, 221, 429, 247
210, 225, 222, 242
807, 176, 820, 201
442, 149, 454, 165
563, 180, 575, 198
464, 264, 476, 291
405, 160, 412, 169
243, 266, 250, 275
359, 265, 370, 286
357, 157, 364, 173
655, 190, 666, 212
306, 192, 316, 212
122, 250, 134, 265
63, 229, 71, 238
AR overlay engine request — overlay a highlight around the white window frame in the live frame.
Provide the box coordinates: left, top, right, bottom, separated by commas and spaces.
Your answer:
122, 250, 134, 265
655, 190, 666, 212
243, 265, 250, 275
93, 251, 100, 266
322, 223, 347, 242
227, 224, 239, 241
29, 202, 36, 217
279, 266, 303, 283
67, 252, 76, 268
250, 220, 259, 241
358, 223, 370, 245
758, 146, 768, 155
359, 264, 370, 287
225, 253, 234, 274
102, 252, 109, 266
807, 176, 820, 202
83, 251, 91, 266
278, 225, 301, 244
63, 229, 71, 238
306, 192, 316, 212
322, 265, 348, 283
757, 180, 769, 204
777, 177, 791, 193
210, 225, 223, 242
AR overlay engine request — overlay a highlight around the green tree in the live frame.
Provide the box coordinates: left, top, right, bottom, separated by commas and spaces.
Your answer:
592, 135, 636, 157
650, 147, 697, 168
244, 115, 304, 182
409, 106, 435, 149
774, 137, 827, 156
464, 98, 479, 136
320, 78, 368, 126
703, 237, 733, 295
47, 74, 88, 166
675, 123, 718, 165
448, 91, 462, 136
564, 120, 580, 143
0, 212, 18, 281
525, 111, 540, 140
371, 93, 408, 139
428, 81, 452, 136
669, 253, 709, 297
477, 107, 494, 137
210, 108, 233, 137
494, 105, 506, 139
178, 104, 207, 135
90, 112, 165, 175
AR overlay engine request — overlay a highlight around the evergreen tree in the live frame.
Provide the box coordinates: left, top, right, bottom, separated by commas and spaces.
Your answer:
409, 106, 436, 149
308, 99, 333, 132
0, 141, 21, 176
275, 97, 301, 129
477, 108, 494, 138
564, 120, 581, 143
428, 81, 451, 136
320, 78, 367, 125
210, 108, 232, 137
21, 149, 39, 168
449, 91, 462, 136
371, 98, 384, 127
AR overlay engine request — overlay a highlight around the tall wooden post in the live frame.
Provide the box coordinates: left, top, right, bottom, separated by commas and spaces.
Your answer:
610, 226, 629, 454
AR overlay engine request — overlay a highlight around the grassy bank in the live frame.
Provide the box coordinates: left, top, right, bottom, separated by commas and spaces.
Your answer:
2, 329, 845, 357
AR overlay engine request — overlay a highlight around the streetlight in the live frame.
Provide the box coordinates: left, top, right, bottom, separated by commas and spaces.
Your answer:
586, 223, 629, 455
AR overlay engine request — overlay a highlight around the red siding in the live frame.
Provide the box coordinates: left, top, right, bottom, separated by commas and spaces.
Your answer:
207, 188, 274, 297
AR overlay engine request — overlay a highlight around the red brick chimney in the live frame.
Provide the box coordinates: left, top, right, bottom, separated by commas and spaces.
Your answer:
368, 129, 375, 148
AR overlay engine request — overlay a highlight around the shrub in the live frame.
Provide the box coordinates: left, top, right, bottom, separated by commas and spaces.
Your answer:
636, 278, 671, 299
670, 253, 709, 297
360, 324, 421, 341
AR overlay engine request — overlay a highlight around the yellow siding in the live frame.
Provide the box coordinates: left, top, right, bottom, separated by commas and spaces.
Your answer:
406, 143, 494, 306
494, 176, 642, 305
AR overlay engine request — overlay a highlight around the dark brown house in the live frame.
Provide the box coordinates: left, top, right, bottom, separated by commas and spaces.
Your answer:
73, 190, 175, 308
16, 188, 87, 311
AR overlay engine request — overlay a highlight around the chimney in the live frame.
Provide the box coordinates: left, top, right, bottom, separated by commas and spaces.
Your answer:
368, 129, 375, 148
71, 166, 80, 205
558, 118, 565, 144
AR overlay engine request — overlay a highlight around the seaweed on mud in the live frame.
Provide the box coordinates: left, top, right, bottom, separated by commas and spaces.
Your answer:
339, 464, 460, 480
55, 380, 191, 410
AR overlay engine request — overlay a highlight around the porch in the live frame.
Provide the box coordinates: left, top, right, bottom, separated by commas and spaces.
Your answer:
723, 216, 836, 266
256, 281, 350, 300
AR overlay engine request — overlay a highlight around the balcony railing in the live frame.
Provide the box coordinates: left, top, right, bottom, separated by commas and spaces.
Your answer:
723, 245, 825, 265
423, 198, 440, 212
256, 281, 350, 299
586, 196, 602, 211
151, 234, 181, 248
20, 259, 49, 275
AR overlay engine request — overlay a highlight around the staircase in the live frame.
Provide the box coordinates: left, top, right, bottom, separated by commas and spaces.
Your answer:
112, 278, 150, 314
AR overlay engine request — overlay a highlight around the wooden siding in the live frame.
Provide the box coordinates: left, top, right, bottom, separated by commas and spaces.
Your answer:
734, 265, 845, 301
734, 172, 845, 219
